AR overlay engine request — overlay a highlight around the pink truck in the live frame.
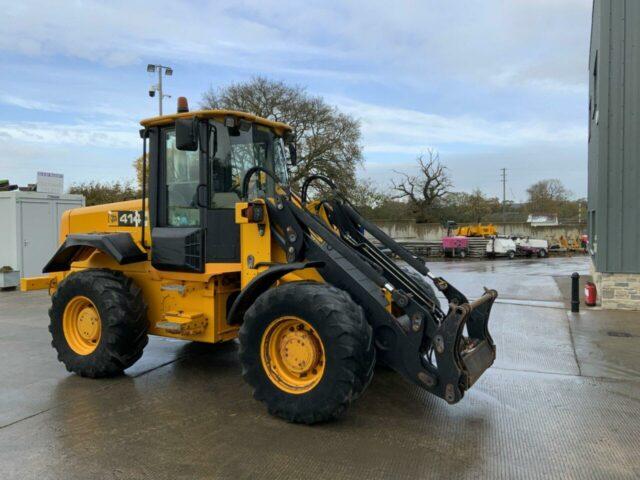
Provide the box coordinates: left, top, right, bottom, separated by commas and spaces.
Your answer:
442, 236, 469, 258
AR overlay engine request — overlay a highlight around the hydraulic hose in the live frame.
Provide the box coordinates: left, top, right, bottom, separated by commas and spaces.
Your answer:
241, 166, 279, 199
300, 174, 337, 204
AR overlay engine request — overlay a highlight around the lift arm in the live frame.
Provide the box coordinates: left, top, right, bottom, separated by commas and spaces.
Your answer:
272, 193, 496, 403
235, 170, 498, 404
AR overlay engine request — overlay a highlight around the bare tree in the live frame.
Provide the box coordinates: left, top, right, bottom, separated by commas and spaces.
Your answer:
201, 76, 363, 194
391, 149, 452, 221
526, 179, 572, 214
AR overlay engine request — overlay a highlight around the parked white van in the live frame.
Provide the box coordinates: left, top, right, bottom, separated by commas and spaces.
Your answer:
486, 237, 517, 259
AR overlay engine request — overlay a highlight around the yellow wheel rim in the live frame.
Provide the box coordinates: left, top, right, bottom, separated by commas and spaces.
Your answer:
63, 296, 101, 355
260, 316, 325, 394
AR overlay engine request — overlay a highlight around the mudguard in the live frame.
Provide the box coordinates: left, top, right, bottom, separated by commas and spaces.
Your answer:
42, 233, 147, 273
227, 261, 324, 325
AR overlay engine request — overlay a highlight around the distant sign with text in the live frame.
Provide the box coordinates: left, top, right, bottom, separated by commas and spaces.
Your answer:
37, 172, 64, 195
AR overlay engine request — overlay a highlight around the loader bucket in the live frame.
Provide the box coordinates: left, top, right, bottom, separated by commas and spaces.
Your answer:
429, 288, 497, 403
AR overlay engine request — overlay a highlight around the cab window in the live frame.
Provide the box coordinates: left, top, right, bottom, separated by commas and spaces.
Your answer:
209, 122, 288, 208
164, 129, 200, 226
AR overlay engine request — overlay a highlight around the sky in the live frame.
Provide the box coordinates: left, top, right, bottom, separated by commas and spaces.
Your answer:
0, 0, 592, 202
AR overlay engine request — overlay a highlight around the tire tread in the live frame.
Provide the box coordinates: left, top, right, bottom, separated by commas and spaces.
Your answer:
239, 282, 375, 424
49, 269, 148, 378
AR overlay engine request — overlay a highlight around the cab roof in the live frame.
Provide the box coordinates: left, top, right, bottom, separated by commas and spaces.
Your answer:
140, 109, 293, 136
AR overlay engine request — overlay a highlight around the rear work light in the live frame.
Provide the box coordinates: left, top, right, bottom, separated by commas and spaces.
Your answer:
242, 203, 265, 223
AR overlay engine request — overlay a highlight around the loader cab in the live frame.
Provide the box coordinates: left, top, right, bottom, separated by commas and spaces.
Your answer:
144, 104, 293, 272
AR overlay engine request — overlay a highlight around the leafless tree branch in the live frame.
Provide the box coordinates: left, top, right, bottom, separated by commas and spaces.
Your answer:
391, 149, 452, 220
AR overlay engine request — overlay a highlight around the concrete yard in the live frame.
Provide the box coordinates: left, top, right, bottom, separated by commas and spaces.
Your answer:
1, 256, 639, 479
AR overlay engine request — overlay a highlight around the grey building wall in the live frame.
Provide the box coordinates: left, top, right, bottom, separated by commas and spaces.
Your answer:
588, 0, 640, 274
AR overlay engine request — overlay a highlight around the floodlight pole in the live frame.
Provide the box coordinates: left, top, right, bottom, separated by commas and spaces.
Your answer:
158, 67, 163, 116
148, 64, 172, 116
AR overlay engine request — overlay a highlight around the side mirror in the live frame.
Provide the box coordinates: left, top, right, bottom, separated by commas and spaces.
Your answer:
176, 117, 198, 151
288, 143, 298, 166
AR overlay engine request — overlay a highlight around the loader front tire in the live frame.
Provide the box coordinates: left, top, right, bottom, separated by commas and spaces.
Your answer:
239, 282, 375, 424
400, 266, 441, 309
49, 269, 148, 378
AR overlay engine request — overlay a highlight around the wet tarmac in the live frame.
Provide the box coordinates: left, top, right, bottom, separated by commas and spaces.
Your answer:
1, 256, 639, 479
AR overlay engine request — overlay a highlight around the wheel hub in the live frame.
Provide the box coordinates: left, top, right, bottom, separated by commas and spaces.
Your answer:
77, 307, 100, 341
261, 316, 325, 394
280, 330, 319, 374
62, 296, 101, 355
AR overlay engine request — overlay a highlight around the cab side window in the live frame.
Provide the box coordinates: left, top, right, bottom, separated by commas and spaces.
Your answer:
164, 129, 200, 226
208, 122, 284, 208
209, 122, 240, 209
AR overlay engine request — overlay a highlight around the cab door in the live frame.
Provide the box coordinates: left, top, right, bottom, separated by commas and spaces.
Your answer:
151, 126, 206, 272
205, 120, 241, 263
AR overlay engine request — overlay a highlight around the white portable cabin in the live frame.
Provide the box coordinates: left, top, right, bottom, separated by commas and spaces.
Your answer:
0, 191, 84, 278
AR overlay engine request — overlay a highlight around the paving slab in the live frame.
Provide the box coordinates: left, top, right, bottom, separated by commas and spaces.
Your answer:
0, 256, 638, 480
430, 255, 591, 277
491, 303, 579, 376
0, 351, 638, 480
0, 290, 191, 428
427, 256, 591, 303
570, 308, 640, 381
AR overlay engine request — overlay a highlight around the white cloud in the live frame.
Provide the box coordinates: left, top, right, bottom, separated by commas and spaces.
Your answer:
0, 140, 139, 189
0, 0, 592, 200
331, 96, 586, 154
0, 1, 336, 73
0, 92, 139, 123
0, 0, 591, 92
0, 94, 62, 112
0, 121, 138, 149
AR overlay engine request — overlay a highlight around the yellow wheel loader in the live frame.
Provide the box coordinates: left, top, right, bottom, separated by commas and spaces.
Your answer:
25, 98, 498, 424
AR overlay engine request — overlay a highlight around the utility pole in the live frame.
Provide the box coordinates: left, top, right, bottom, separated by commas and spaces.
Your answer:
578, 201, 583, 224
501, 168, 507, 224
147, 64, 173, 115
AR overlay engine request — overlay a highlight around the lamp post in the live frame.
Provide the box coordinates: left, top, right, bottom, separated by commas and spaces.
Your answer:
147, 64, 173, 115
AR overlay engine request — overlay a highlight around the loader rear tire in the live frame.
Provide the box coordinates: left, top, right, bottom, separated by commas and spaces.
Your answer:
49, 269, 148, 378
239, 282, 375, 424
